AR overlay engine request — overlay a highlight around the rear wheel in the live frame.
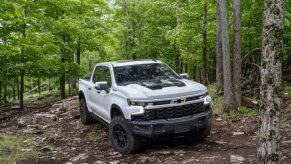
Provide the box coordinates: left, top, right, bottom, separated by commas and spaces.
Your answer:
79, 98, 96, 124
109, 117, 140, 154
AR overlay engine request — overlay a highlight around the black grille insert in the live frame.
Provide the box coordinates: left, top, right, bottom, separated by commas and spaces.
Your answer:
152, 100, 171, 105
185, 96, 200, 102
143, 102, 205, 120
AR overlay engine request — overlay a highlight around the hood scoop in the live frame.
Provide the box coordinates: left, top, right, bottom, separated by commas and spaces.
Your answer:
139, 79, 186, 90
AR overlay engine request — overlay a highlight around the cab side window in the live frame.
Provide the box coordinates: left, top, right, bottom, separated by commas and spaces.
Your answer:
92, 67, 103, 83
99, 67, 112, 87
92, 66, 112, 88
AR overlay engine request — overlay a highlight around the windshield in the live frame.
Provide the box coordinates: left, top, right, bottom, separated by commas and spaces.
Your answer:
114, 63, 180, 85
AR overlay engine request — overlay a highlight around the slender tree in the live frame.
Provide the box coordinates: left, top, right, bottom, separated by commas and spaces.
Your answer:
219, 0, 234, 111
258, 0, 284, 163
216, 0, 223, 92
233, 0, 241, 108
201, 1, 208, 85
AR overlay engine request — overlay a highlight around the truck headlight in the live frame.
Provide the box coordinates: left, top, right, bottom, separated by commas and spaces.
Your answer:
204, 95, 212, 105
127, 99, 147, 107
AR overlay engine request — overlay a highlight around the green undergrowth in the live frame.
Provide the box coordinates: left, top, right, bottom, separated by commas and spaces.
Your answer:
0, 134, 41, 164
282, 83, 291, 100
208, 84, 259, 119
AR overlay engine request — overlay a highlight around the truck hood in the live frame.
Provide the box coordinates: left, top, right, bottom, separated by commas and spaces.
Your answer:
116, 79, 207, 100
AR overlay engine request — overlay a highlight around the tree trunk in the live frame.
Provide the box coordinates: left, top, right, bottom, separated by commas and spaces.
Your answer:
16, 77, 19, 99
60, 34, 66, 99
219, 0, 234, 111
20, 70, 24, 110
60, 75, 66, 99
12, 78, 16, 100
201, 1, 208, 85
175, 54, 181, 73
48, 78, 51, 92
37, 78, 41, 95
68, 79, 71, 96
76, 37, 81, 65
20, 10, 27, 110
71, 37, 81, 89
0, 81, 2, 103
233, 0, 241, 108
258, 0, 284, 163
216, 0, 223, 91
4, 78, 7, 103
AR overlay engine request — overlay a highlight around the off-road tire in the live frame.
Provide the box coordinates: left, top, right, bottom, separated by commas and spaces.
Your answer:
79, 98, 96, 124
185, 118, 211, 142
109, 117, 140, 154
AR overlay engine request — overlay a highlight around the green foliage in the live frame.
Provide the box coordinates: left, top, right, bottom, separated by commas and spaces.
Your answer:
0, 0, 290, 102
0, 134, 40, 163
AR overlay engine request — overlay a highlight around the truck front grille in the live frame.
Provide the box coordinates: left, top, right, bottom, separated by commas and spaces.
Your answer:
135, 102, 206, 121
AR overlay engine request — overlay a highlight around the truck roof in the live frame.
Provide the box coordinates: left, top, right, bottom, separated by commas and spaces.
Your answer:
99, 59, 163, 67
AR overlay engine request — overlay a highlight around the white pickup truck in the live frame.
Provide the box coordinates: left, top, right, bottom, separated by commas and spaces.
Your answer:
78, 59, 212, 154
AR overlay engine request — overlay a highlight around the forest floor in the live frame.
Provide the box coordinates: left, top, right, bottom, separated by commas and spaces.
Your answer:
0, 91, 291, 164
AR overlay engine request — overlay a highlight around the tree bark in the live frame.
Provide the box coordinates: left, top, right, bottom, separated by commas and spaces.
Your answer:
48, 78, 51, 92
4, 78, 7, 103
216, 0, 223, 91
60, 34, 67, 99
258, 0, 284, 163
71, 37, 81, 89
60, 74, 66, 99
16, 77, 19, 99
0, 81, 2, 103
37, 78, 41, 95
201, 1, 208, 85
76, 37, 81, 65
68, 79, 71, 96
12, 78, 16, 100
219, 0, 234, 111
20, 70, 24, 110
20, 8, 27, 110
233, 0, 241, 108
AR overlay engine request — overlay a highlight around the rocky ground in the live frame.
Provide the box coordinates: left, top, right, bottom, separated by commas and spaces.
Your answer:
0, 94, 291, 164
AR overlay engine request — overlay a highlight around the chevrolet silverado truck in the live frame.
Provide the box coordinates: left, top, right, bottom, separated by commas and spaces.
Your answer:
78, 59, 212, 154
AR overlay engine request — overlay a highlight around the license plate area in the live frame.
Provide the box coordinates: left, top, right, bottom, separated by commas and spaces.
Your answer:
174, 122, 191, 133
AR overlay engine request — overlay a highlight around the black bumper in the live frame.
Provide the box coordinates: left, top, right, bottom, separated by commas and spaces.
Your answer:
128, 110, 212, 138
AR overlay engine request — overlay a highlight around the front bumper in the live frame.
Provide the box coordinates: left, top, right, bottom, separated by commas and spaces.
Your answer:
127, 109, 212, 138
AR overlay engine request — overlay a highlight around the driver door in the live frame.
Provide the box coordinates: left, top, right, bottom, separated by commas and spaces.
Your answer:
89, 66, 112, 121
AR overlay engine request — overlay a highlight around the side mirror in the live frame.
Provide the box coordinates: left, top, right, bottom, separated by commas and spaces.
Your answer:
95, 81, 109, 91
179, 73, 189, 79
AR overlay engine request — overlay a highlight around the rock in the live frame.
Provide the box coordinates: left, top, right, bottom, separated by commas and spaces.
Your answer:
157, 150, 172, 155
216, 140, 227, 144
52, 103, 63, 109
70, 153, 88, 162
65, 162, 73, 164
216, 117, 223, 121
11, 105, 20, 110
182, 158, 195, 163
41, 146, 52, 152
17, 118, 27, 128
109, 160, 120, 164
57, 107, 67, 113
137, 156, 150, 163
230, 154, 245, 163
35, 113, 57, 124
282, 140, 291, 144
232, 132, 244, 136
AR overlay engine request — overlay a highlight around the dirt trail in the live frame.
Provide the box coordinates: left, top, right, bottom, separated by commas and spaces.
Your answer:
1, 96, 291, 164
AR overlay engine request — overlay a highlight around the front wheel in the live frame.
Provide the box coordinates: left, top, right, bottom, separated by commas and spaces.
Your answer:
109, 117, 140, 154
79, 98, 96, 124
185, 118, 211, 142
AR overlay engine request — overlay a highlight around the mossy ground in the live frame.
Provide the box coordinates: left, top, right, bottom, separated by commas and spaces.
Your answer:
0, 134, 41, 164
